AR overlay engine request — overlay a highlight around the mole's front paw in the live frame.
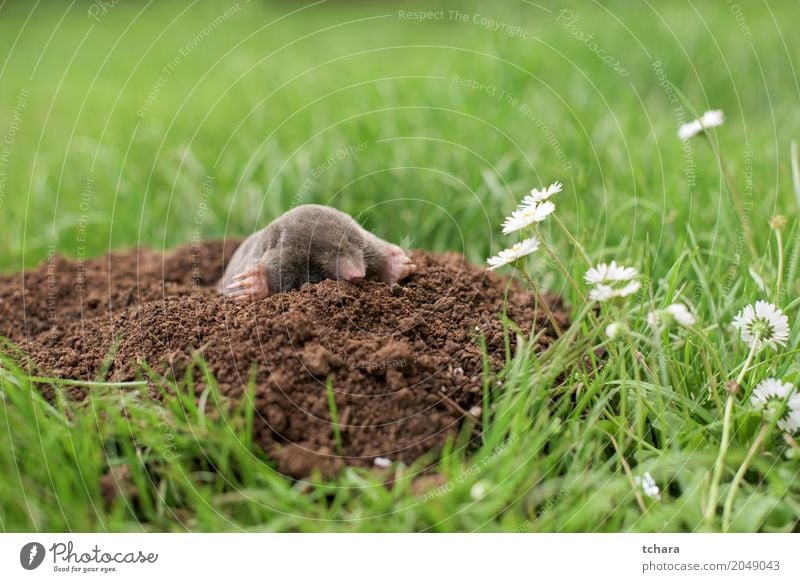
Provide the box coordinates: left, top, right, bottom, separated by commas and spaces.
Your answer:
381, 245, 417, 285
225, 266, 270, 301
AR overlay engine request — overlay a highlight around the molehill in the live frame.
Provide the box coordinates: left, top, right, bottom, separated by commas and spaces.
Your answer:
0, 240, 567, 477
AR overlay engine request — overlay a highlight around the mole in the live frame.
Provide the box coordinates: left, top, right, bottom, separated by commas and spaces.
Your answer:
218, 204, 417, 301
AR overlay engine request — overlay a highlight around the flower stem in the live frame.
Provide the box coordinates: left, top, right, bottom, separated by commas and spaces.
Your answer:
651, 322, 670, 389
515, 266, 564, 336
610, 435, 647, 514
531, 226, 588, 306
775, 228, 784, 302
553, 214, 592, 266
536, 234, 586, 302
721, 422, 771, 532
705, 340, 758, 526
705, 393, 734, 526
735, 340, 759, 387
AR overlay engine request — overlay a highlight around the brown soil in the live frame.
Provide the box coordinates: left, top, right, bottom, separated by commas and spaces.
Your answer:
0, 241, 566, 477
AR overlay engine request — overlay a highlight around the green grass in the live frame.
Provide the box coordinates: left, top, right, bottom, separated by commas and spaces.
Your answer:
1, 0, 799, 532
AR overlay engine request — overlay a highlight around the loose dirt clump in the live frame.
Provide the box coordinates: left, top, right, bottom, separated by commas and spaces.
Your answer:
0, 241, 567, 477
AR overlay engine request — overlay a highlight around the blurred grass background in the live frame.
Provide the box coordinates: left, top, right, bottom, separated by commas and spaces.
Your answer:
1, 0, 797, 283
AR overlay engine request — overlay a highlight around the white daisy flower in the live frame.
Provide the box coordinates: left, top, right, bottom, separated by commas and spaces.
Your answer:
647, 302, 696, 328
605, 322, 626, 339
520, 181, 563, 207
750, 378, 800, 433
732, 300, 790, 351
616, 280, 641, 298
486, 237, 540, 270
678, 109, 725, 140
634, 472, 661, 501
501, 201, 556, 234
589, 284, 615, 302
784, 397, 800, 433
750, 378, 795, 405
667, 303, 696, 326
584, 261, 639, 284
585, 261, 640, 302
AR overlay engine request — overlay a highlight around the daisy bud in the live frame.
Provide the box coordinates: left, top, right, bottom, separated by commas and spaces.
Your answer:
470, 480, 491, 500
373, 457, 392, 469
725, 380, 740, 396
770, 215, 787, 231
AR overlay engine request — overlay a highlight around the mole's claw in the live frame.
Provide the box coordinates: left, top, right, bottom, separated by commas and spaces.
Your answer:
223, 267, 270, 301
380, 244, 416, 285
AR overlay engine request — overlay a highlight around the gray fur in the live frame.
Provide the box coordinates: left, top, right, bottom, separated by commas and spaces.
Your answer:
218, 204, 411, 297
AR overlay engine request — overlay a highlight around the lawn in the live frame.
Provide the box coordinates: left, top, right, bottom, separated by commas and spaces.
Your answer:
1, 0, 799, 532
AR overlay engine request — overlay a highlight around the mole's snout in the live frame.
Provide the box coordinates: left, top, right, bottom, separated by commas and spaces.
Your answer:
337, 257, 366, 282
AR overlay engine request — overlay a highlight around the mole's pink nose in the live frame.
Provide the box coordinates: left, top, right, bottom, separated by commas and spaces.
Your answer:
338, 259, 365, 281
